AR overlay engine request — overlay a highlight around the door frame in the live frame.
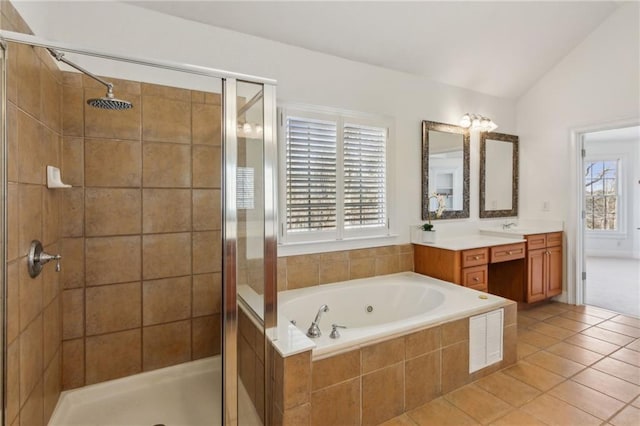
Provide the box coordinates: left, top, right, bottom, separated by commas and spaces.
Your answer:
570, 118, 640, 306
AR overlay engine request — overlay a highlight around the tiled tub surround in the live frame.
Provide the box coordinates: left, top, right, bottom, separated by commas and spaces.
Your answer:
2, 3, 66, 425
59, 71, 223, 390
264, 273, 518, 425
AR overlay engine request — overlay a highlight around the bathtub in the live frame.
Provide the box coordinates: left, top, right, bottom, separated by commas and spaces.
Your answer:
278, 271, 510, 358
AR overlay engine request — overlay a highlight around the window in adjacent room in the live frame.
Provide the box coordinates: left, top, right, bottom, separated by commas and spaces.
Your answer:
584, 159, 620, 231
279, 105, 393, 245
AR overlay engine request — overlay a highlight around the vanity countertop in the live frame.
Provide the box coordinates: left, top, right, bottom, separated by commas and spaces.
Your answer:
413, 235, 526, 251
479, 224, 564, 238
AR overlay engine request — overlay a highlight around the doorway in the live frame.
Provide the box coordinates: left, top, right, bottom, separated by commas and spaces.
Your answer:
580, 126, 640, 317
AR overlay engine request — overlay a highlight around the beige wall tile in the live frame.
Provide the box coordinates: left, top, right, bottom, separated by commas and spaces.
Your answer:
442, 318, 469, 346
192, 272, 222, 317
16, 43, 41, 119
20, 380, 43, 426
504, 302, 517, 326
192, 314, 221, 359
43, 296, 61, 367
375, 255, 400, 276
85, 188, 141, 236
286, 262, 319, 289
41, 242, 60, 307
61, 187, 84, 238
62, 339, 84, 390
40, 66, 61, 133
362, 337, 405, 374
319, 260, 349, 284
7, 261, 19, 344
311, 378, 360, 426
142, 95, 191, 143
7, 340, 20, 424
43, 349, 61, 424
192, 103, 221, 146
85, 236, 141, 286
192, 231, 222, 274
86, 282, 141, 335
142, 189, 191, 233
8, 183, 18, 261
143, 233, 191, 280
192, 145, 221, 188
282, 403, 311, 426
312, 350, 360, 391
205, 92, 221, 105
7, 103, 18, 181
405, 350, 441, 410
362, 363, 404, 425
83, 75, 141, 95
60, 238, 84, 289
282, 351, 311, 409
143, 320, 191, 371
19, 256, 43, 332
398, 253, 413, 272
62, 289, 84, 340
86, 329, 141, 384
349, 258, 376, 280
143, 276, 191, 325
18, 184, 42, 255
441, 341, 470, 394
141, 83, 189, 101
84, 89, 141, 140
142, 142, 191, 188
405, 326, 441, 359
62, 84, 83, 137
84, 139, 141, 187
19, 314, 43, 406
192, 189, 221, 231
42, 190, 60, 247
61, 137, 83, 186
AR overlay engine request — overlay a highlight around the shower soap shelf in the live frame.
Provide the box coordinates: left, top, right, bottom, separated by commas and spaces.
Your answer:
46, 165, 72, 188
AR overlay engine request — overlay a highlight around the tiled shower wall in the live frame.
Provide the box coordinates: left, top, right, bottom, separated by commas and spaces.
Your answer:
58, 72, 223, 389
2, 2, 64, 425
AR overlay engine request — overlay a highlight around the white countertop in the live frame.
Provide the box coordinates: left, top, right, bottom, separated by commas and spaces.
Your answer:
479, 224, 564, 238
413, 235, 526, 251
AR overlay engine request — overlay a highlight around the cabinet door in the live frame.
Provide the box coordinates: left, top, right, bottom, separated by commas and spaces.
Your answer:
527, 249, 546, 303
546, 246, 563, 297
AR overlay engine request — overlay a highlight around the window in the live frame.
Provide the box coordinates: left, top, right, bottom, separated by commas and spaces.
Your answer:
279, 105, 392, 245
584, 159, 619, 231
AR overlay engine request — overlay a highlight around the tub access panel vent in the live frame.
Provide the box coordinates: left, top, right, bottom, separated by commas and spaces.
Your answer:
469, 308, 503, 373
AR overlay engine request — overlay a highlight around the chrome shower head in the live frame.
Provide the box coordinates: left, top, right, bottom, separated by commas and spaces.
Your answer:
87, 86, 133, 110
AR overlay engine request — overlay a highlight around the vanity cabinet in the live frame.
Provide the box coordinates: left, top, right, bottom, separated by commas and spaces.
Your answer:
526, 232, 563, 303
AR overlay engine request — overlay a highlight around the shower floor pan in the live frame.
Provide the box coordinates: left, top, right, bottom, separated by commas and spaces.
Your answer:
49, 356, 256, 426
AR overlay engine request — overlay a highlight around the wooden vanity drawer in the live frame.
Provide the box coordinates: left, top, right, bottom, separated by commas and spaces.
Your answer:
462, 248, 489, 267
462, 265, 488, 291
526, 234, 547, 250
491, 242, 526, 263
547, 232, 563, 247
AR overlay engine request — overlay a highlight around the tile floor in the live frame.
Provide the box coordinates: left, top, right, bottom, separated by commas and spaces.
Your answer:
382, 302, 640, 426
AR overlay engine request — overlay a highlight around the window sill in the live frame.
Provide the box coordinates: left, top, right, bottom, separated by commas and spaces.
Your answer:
277, 234, 400, 257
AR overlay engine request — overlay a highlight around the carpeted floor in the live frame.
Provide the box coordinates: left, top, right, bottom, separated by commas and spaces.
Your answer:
585, 256, 640, 318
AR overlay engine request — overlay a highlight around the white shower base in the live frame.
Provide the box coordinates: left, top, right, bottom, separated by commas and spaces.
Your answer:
49, 356, 260, 426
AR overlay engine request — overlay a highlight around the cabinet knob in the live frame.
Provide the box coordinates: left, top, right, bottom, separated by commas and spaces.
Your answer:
473, 255, 480, 260
473, 277, 479, 282
507, 251, 513, 255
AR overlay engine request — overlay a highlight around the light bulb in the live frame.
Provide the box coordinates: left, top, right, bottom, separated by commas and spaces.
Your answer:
243, 123, 252, 134
471, 117, 481, 129
256, 125, 263, 134
460, 113, 471, 128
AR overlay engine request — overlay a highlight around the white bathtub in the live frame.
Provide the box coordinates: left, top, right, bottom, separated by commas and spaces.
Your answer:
278, 272, 509, 358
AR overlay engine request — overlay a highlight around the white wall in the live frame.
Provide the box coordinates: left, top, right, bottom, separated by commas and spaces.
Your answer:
516, 2, 640, 300
13, 1, 516, 253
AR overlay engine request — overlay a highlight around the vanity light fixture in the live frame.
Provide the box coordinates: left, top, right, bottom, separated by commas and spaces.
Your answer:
460, 113, 498, 132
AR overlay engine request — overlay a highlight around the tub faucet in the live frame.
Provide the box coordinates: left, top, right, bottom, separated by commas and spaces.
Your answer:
502, 222, 517, 230
307, 304, 329, 338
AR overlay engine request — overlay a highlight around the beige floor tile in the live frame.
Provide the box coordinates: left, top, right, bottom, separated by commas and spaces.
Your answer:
489, 409, 548, 426
632, 395, 640, 408
610, 347, 640, 367
610, 315, 640, 329
519, 310, 558, 322
546, 342, 604, 366
528, 323, 576, 340
475, 372, 541, 407
609, 405, 640, 426
560, 311, 606, 326
599, 321, 640, 338
519, 331, 561, 349
575, 305, 618, 320
592, 357, 640, 385
407, 397, 478, 426
548, 380, 626, 420
379, 413, 418, 426
518, 342, 540, 360
444, 384, 512, 424
565, 333, 621, 355
581, 327, 636, 346
520, 394, 602, 426
627, 339, 640, 352
572, 368, 640, 403
518, 314, 540, 328
502, 361, 565, 391
544, 316, 592, 332
525, 350, 585, 377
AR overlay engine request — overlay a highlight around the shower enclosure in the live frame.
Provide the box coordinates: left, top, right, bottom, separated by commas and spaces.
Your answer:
0, 28, 277, 426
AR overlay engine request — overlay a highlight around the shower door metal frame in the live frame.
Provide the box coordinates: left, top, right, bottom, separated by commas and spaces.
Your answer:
0, 30, 278, 426
0, 41, 7, 426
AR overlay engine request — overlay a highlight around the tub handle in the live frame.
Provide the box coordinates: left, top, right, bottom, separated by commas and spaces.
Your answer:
330, 324, 347, 339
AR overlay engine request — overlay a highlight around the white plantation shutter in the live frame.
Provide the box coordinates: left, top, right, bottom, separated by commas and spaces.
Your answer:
343, 123, 387, 229
280, 106, 392, 245
285, 116, 337, 232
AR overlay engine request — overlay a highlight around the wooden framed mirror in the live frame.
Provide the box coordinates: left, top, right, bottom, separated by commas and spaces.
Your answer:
421, 120, 470, 220
480, 132, 519, 218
